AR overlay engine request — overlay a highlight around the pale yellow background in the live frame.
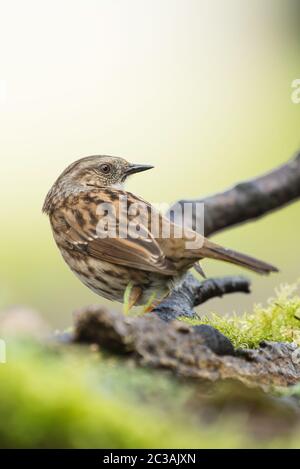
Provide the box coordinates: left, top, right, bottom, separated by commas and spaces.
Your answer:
0, 0, 299, 326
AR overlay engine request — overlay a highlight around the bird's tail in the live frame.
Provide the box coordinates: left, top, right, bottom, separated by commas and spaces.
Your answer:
198, 239, 278, 275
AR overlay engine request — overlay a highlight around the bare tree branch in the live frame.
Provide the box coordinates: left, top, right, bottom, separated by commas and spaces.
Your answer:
153, 274, 250, 321
167, 150, 300, 236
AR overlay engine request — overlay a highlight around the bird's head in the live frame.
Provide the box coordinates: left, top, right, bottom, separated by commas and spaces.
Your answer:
43, 155, 154, 213
59, 155, 153, 189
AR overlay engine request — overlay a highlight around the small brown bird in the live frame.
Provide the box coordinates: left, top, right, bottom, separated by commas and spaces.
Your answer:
43, 155, 278, 310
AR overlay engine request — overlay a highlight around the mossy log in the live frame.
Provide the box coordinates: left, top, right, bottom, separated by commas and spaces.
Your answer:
73, 306, 300, 390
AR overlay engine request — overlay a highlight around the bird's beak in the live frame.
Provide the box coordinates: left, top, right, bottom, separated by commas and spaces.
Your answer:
125, 163, 154, 176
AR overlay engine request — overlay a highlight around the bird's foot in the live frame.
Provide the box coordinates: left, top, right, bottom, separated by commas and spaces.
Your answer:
123, 282, 142, 315
142, 291, 170, 313
142, 293, 159, 313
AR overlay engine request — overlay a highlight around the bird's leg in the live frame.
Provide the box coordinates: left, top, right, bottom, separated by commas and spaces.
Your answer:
143, 292, 170, 313
123, 282, 142, 315
143, 292, 158, 313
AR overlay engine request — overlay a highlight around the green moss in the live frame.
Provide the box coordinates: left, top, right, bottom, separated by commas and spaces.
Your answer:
186, 282, 300, 348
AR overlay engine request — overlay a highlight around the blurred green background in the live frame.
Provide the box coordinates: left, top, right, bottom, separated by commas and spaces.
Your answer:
0, 0, 300, 327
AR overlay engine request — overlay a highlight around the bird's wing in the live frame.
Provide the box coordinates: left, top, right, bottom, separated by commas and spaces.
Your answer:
52, 189, 177, 275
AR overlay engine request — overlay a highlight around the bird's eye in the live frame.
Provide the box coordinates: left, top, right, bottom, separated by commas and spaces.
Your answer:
100, 163, 111, 174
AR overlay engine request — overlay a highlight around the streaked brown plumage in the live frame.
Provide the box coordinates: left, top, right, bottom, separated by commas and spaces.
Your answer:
43, 155, 278, 307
